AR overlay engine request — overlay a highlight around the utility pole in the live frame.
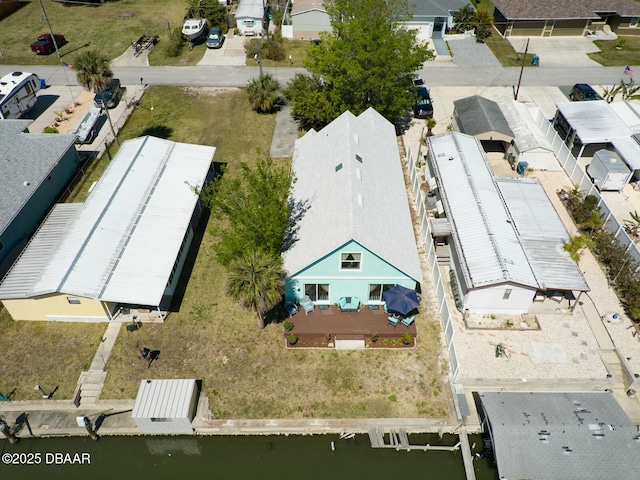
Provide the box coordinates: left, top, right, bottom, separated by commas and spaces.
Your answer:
37, 0, 77, 105
514, 38, 529, 101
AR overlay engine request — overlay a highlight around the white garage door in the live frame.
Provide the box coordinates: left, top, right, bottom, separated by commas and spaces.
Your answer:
404, 23, 432, 42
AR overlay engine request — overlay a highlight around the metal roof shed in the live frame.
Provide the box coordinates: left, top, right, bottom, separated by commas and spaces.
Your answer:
132, 379, 199, 435
588, 149, 632, 191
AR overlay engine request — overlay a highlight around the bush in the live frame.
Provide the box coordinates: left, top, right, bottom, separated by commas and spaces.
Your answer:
165, 26, 185, 57
287, 333, 298, 345
43, 126, 59, 134
283, 320, 294, 331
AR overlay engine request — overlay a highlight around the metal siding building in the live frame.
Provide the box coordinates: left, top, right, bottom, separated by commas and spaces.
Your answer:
132, 379, 198, 435
479, 391, 640, 480
0, 136, 214, 321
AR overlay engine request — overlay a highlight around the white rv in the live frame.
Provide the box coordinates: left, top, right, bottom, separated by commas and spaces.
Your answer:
0, 72, 41, 119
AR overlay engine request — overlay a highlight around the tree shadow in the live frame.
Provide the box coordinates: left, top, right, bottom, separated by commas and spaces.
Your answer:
141, 124, 173, 139
282, 196, 312, 253
395, 112, 414, 135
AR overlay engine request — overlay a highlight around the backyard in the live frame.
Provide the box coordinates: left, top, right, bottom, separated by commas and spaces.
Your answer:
0, 85, 450, 419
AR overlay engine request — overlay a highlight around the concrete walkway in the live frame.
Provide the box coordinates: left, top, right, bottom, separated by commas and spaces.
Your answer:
270, 104, 299, 158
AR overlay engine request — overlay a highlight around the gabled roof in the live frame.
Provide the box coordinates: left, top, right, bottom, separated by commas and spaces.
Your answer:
479, 391, 640, 480
291, 0, 327, 15
284, 108, 422, 282
0, 119, 77, 235
453, 95, 514, 141
499, 100, 553, 153
410, 0, 471, 18
0, 136, 214, 306
428, 132, 589, 292
492, 0, 640, 20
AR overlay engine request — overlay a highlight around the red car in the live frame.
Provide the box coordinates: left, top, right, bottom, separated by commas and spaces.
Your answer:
30, 34, 67, 55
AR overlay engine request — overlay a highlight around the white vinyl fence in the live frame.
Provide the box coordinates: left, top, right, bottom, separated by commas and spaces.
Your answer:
531, 109, 640, 271
406, 144, 460, 380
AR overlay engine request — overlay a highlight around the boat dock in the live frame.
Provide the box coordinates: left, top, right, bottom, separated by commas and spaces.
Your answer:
368, 427, 476, 480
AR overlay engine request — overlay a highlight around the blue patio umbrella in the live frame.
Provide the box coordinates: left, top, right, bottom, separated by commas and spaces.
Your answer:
383, 285, 419, 316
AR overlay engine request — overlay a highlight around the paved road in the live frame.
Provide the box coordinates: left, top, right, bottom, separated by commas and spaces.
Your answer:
0, 64, 634, 88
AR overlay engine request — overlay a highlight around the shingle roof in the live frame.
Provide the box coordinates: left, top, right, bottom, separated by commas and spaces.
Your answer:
479, 392, 640, 480
493, 0, 640, 20
0, 136, 214, 306
0, 120, 77, 236
283, 108, 422, 282
453, 95, 514, 140
410, 0, 471, 18
291, 0, 327, 15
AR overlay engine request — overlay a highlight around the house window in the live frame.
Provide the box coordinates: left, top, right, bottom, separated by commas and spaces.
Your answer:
66, 296, 81, 304
340, 252, 361, 270
305, 284, 329, 302
368, 284, 395, 302
631, 17, 639, 27
503, 289, 512, 300
151, 418, 171, 422
243, 19, 255, 27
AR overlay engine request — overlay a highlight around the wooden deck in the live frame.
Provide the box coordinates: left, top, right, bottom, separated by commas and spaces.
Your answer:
288, 305, 417, 338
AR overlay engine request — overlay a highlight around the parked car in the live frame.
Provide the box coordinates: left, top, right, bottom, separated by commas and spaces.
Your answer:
30, 34, 67, 55
413, 86, 433, 119
94, 78, 123, 109
206, 27, 223, 49
569, 83, 603, 101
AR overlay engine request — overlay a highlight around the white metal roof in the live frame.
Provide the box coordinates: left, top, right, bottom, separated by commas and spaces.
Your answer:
0, 136, 214, 305
283, 108, 422, 282
609, 100, 640, 134
556, 101, 632, 144
496, 178, 589, 291
132, 379, 196, 419
499, 100, 554, 153
428, 132, 538, 289
235, 0, 264, 19
611, 136, 640, 170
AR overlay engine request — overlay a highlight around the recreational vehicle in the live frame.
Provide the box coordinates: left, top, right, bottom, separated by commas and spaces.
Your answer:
0, 72, 41, 120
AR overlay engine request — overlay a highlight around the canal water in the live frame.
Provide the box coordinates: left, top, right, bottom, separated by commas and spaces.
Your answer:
0, 433, 498, 479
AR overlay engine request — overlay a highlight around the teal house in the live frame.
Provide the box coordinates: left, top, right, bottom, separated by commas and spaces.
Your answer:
0, 120, 81, 270
283, 108, 422, 308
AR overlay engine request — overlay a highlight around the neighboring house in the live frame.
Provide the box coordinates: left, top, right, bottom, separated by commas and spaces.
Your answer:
452, 95, 515, 152
283, 0, 470, 41
553, 100, 640, 180
0, 0, 21, 20
406, 0, 471, 41
478, 391, 640, 480
235, 0, 265, 36
0, 136, 214, 322
0, 119, 81, 271
285, 0, 332, 39
425, 132, 589, 315
283, 108, 422, 307
493, 0, 640, 37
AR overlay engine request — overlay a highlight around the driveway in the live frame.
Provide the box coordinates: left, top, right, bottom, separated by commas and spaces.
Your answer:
198, 34, 246, 66
506, 36, 606, 67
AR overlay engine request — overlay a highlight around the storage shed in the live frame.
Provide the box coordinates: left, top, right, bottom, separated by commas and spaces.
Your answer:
588, 149, 632, 191
132, 379, 199, 435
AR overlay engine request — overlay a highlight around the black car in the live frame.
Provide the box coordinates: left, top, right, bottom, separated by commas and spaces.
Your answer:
94, 78, 123, 109
569, 83, 603, 101
413, 86, 433, 119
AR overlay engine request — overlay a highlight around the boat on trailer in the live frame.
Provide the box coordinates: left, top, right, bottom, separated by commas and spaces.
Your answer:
182, 18, 207, 43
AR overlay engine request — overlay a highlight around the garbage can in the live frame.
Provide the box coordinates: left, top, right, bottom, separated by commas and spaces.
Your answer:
39, 78, 47, 89
531, 54, 539, 66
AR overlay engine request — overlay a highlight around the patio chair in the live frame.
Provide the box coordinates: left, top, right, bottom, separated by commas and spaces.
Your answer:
401, 315, 415, 327
301, 295, 314, 315
285, 301, 299, 318
388, 316, 400, 327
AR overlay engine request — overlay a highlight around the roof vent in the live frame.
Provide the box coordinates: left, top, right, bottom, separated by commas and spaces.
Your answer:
335, 163, 343, 172
357, 193, 363, 207
23, 181, 30, 187
356, 168, 361, 180
449, 156, 454, 161
356, 154, 362, 163
354, 134, 359, 145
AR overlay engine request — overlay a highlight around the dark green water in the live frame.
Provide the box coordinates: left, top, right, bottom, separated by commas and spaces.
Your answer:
0, 434, 498, 480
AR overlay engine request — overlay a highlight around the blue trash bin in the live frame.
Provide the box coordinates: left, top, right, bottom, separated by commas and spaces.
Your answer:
532, 55, 539, 66
39, 78, 47, 89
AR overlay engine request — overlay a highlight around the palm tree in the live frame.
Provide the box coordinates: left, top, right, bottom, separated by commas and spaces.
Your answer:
564, 235, 593, 262
73, 49, 113, 92
227, 249, 284, 329
473, 10, 494, 43
425, 117, 437, 136
247, 73, 281, 113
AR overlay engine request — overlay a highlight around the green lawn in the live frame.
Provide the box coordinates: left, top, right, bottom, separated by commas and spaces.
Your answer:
590, 37, 640, 66
0, 1, 193, 66
0, 309, 105, 400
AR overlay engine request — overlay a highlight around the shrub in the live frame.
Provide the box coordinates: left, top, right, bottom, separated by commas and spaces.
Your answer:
283, 320, 294, 331
402, 333, 413, 345
287, 333, 298, 345
43, 127, 59, 134
165, 26, 185, 57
